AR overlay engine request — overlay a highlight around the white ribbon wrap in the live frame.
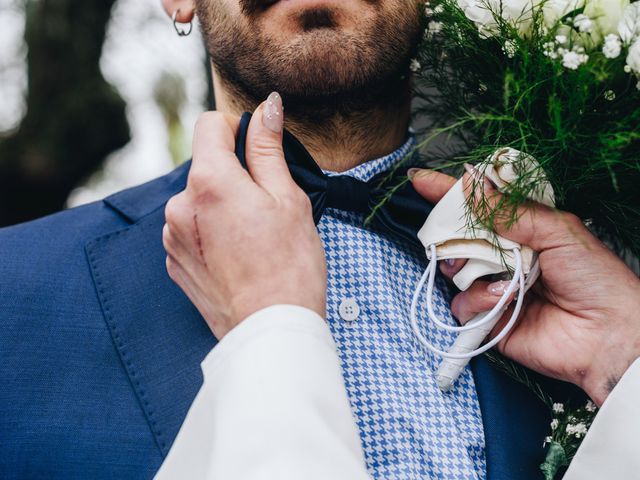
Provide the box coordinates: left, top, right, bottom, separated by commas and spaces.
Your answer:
412, 148, 555, 391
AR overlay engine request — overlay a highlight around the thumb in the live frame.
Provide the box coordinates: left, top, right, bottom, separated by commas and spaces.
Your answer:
409, 168, 457, 204
245, 92, 295, 194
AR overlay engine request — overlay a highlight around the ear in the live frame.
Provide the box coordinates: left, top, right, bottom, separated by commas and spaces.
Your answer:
161, 0, 196, 23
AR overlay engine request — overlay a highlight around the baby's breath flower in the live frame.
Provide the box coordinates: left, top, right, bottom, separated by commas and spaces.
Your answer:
543, 436, 553, 447
428, 21, 443, 34
556, 34, 568, 44
562, 50, 589, 69
550, 419, 559, 430
603, 34, 622, 58
410, 59, 422, 73
566, 422, 588, 438
604, 89, 616, 100
585, 400, 597, 412
552, 403, 564, 414
503, 40, 517, 58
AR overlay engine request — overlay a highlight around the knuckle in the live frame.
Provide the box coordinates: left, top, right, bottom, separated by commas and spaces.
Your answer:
162, 224, 172, 249
187, 168, 208, 192
561, 211, 583, 229
187, 171, 220, 203
194, 111, 223, 133
165, 256, 178, 280
164, 196, 180, 227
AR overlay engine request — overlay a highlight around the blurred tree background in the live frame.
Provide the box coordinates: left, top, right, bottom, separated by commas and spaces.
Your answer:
0, 0, 129, 226
0, 0, 210, 227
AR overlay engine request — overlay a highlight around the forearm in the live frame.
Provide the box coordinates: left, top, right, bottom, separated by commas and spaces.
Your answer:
155, 305, 370, 480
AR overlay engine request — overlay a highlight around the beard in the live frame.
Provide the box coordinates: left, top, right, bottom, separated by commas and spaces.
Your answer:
196, 0, 424, 120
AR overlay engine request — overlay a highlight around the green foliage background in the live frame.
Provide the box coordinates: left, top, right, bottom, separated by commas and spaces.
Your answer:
413, 0, 640, 255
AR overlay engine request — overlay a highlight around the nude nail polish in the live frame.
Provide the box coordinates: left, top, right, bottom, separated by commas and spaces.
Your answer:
463, 163, 479, 178
262, 92, 283, 133
487, 280, 518, 296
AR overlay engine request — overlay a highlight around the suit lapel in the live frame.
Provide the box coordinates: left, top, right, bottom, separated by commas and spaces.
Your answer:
86, 164, 217, 457
471, 355, 552, 480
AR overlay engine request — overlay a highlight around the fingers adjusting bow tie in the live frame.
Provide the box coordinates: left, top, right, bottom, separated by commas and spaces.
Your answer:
235, 112, 434, 247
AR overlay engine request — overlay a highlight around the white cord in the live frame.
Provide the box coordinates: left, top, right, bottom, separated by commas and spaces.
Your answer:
409, 245, 526, 360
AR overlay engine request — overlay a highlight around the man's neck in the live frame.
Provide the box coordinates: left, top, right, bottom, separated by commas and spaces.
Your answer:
212, 70, 412, 172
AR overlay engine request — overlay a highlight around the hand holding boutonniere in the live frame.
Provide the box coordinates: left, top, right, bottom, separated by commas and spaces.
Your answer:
409, 168, 640, 475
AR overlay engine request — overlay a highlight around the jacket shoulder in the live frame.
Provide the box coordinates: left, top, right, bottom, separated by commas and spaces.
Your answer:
0, 162, 189, 297
0, 161, 190, 251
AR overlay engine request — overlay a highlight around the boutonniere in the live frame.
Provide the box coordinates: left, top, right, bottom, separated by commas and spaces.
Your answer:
484, 351, 598, 480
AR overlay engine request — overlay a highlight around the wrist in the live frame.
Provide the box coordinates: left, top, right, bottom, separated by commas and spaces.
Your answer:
217, 290, 326, 340
580, 332, 640, 406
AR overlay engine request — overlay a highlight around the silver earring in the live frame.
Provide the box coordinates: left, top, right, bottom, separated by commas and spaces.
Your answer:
172, 9, 193, 37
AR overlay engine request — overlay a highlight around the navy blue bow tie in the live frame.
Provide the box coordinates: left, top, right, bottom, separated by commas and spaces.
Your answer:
235, 112, 434, 247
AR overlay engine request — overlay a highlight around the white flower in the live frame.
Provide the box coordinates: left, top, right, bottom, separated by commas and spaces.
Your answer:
458, 0, 542, 37
574, 14, 594, 32
457, 0, 498, 35
626, 38, 640, 73
566, 422, 589, 438
543, 436, 553, 447
550, 419, 559, 430
603, 33, 623, 57
503, 39, 518, 57
543, 0, 584, 26
618, 2, 640, 44
427, 20, 443, 34
584, 0, 630, 37
562, 49, 589, 69
410, 59, 422, 73
585, 400, 597, 412
556, 34, 568, 44
552, 403, 565, 413
604, 89, 616, 100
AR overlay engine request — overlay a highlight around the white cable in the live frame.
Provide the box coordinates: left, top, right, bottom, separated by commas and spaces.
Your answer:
425, 245, 520, 333
409, 245, 525, 361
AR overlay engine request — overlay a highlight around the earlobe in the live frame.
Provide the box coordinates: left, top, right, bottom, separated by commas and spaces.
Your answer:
161, 0, 195, 22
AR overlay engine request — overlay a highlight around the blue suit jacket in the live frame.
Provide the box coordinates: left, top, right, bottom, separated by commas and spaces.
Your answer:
0, 162, 567, 479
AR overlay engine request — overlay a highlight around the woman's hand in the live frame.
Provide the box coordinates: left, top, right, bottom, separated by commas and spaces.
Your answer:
163, 93, 326, 340
410, 168, 640, 405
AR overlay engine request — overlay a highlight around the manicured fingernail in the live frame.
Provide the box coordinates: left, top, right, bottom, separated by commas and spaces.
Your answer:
487, 280, 517, 296
407, 168, 422, 179
262, 92, 283, 133
463, 163, 480, 178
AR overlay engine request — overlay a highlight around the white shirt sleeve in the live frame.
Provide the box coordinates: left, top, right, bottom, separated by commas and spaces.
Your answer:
155, 305, 371, 480
563, 358, 640, 479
